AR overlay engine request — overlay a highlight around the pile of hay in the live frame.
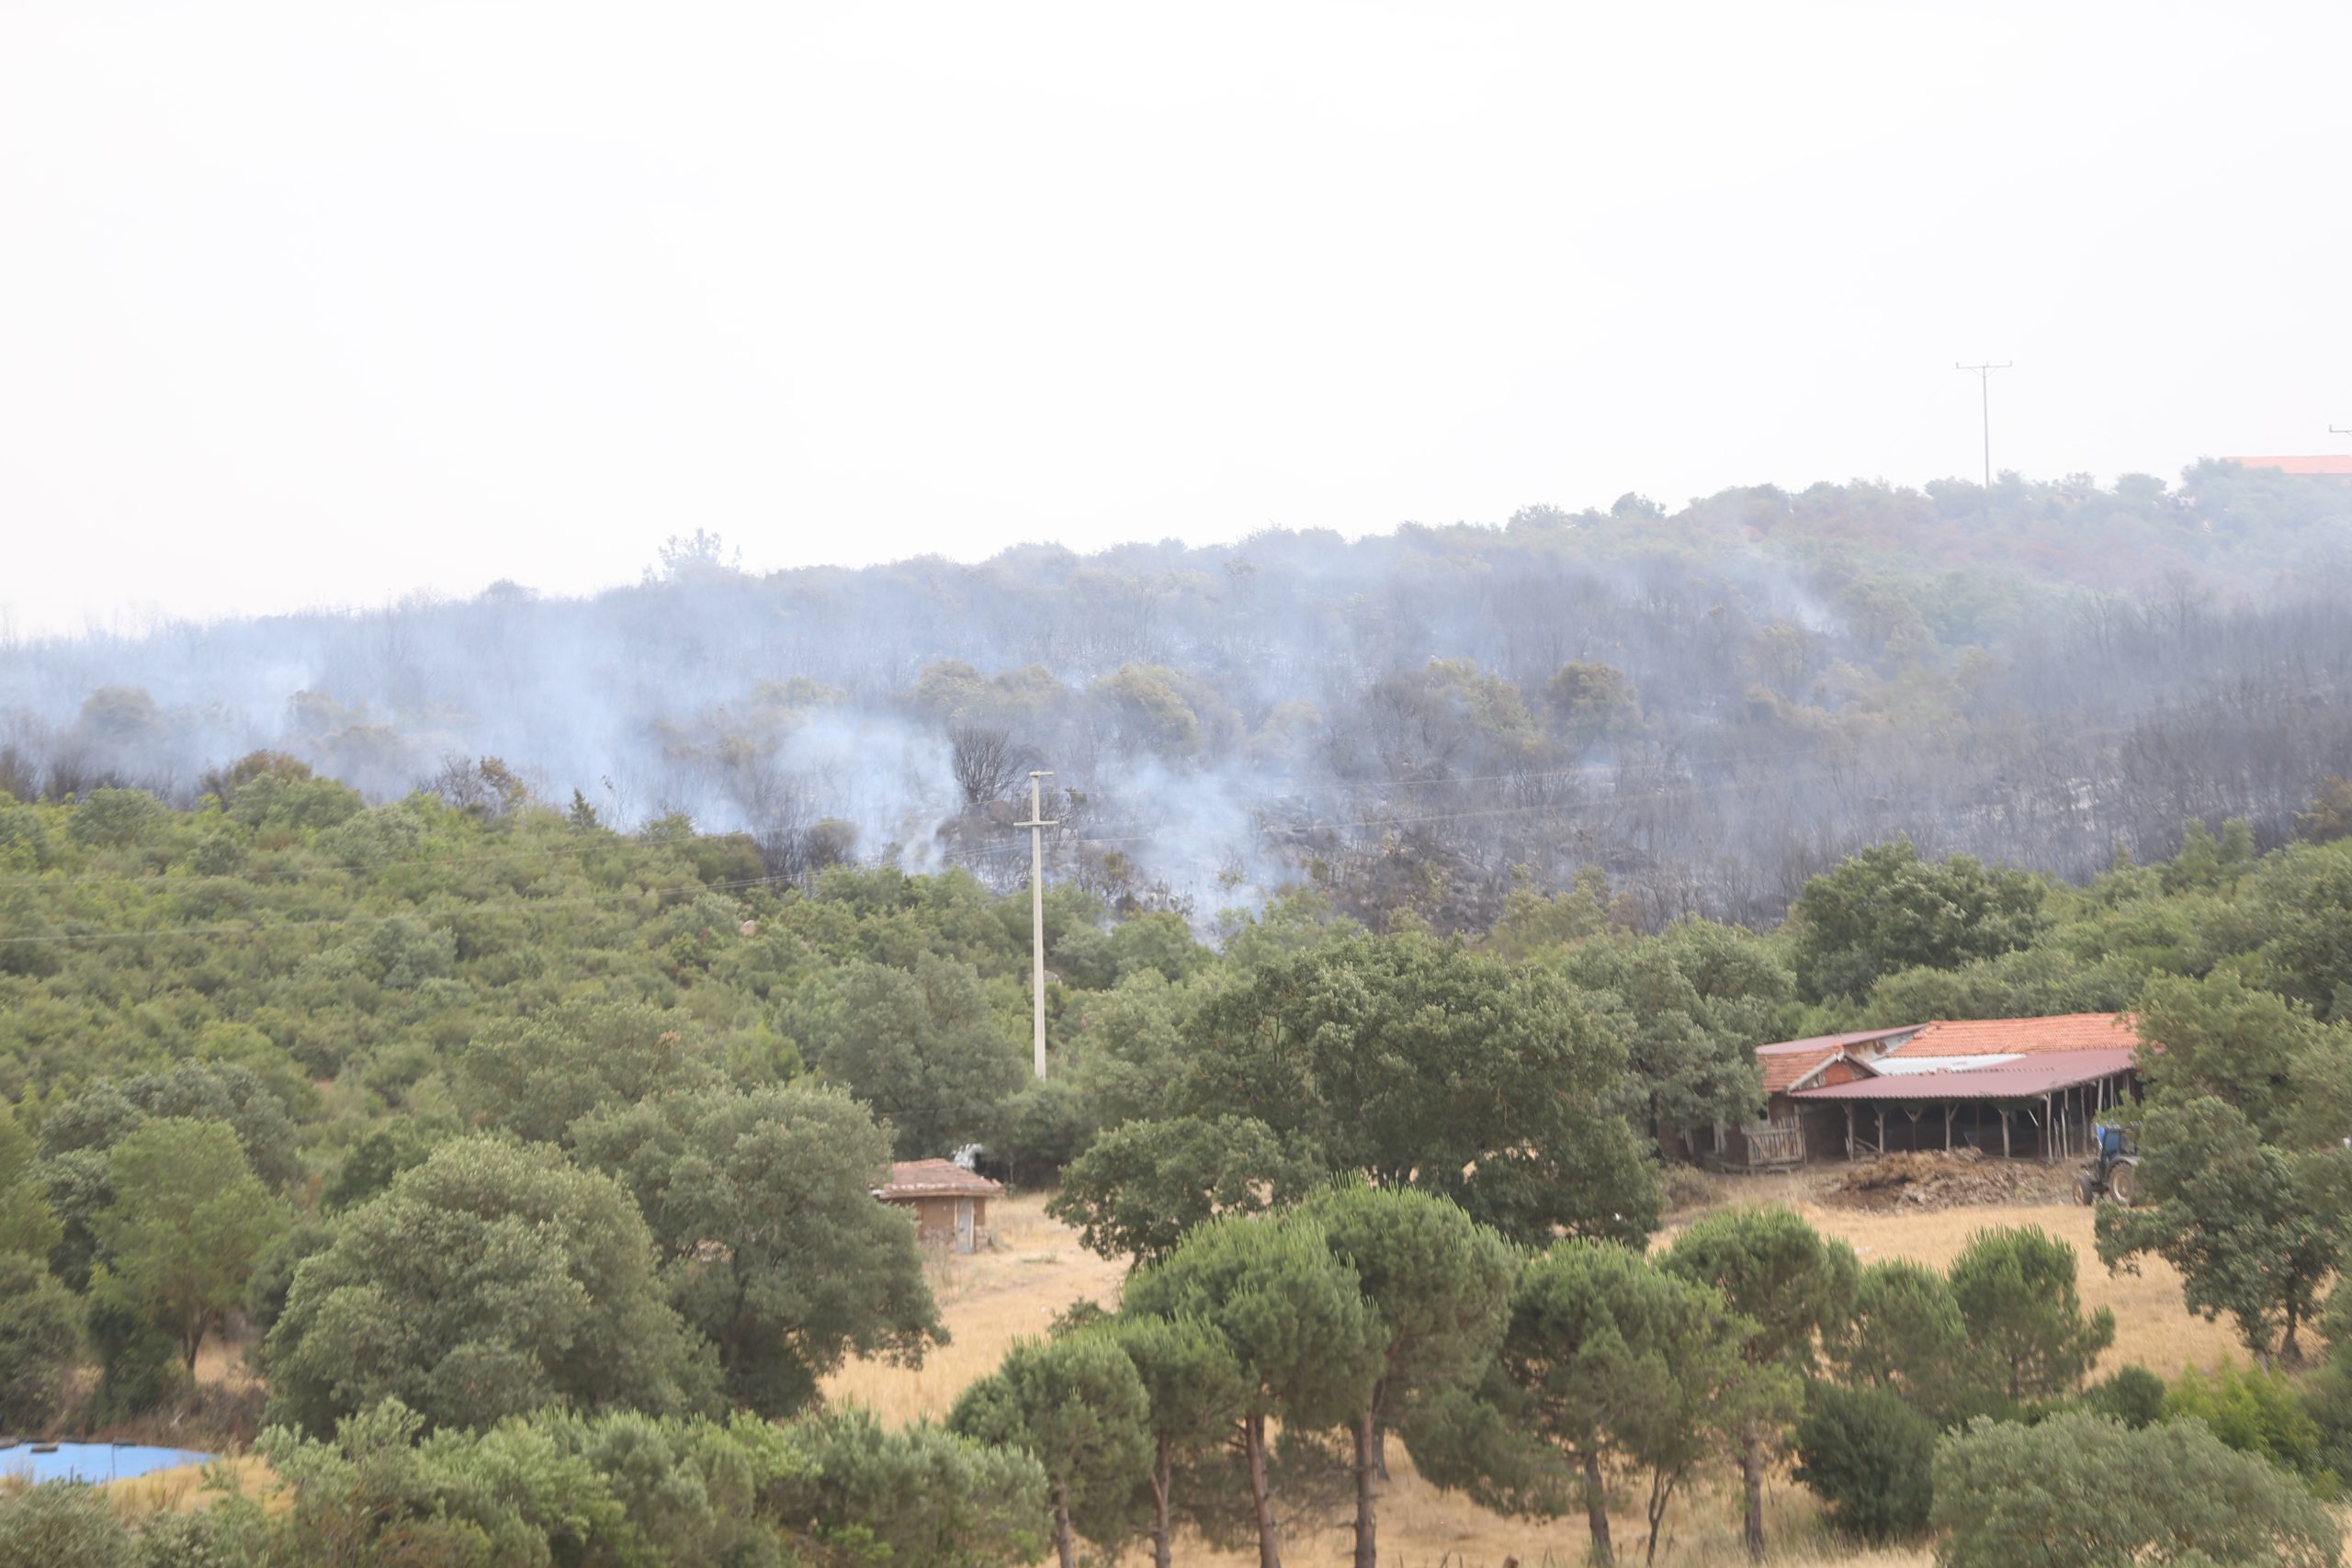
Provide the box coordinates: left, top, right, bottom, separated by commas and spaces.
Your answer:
1822, 1148, 2073, 1213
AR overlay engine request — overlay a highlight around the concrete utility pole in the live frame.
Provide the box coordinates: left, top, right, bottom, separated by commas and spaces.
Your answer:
1017, 771, 1057, 1079
1957, 361, 2013, 491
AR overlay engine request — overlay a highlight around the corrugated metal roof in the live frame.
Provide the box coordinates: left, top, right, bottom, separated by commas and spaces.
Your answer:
1868, 1054, 2020, 1076
1894, 1014, 2135, 1057
1790, 1047, 2137, 1101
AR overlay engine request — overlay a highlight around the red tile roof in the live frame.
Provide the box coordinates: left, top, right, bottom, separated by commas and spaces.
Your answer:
1757, 1026, 1920, 1057
1760, 1048, 1883, 1096
2225, 455, 2352, 477
1900, 1013, 2135, 1057
876, 1159, 1002, 1199
1790, 1047, 2137, 1101
1755, 1026, 1918, 1097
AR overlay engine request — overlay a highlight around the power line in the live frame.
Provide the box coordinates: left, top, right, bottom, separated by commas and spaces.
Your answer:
0, 871, 787, 948
0, 816, 719, 892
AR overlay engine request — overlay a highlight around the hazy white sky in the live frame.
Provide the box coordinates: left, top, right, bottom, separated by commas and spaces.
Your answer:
4, 1, 2348, 637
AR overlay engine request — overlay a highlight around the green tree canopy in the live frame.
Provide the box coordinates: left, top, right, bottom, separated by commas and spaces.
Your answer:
2135, 970, 2326, 1140
1047, 1113, 1320, 1270
1547, 919, 1787, 1157
1931, 1409, 2340, 1568
784, 953, 1027, 1159
1105, 1314, 1250, 1568
96, 1115, 287, 1372
1822, 1258, 1987, 1423
265, 1136, 718, 1435
0, 1254, 80, 1432
1789, 838, 2046, 1002
1180, 931, 1657, 1247
0, 1103, 60, 1265
452, 1000, 733, 1148
764, 1404, 1051, 1568
1947, 1224, 2115, 1403
2096, 1096, 2350, 1366
948, 1333, 1153, 1568
1660, 1206, 1855, 1558
1123, 1210, 1385, 1568
570, 1082, 944, 1416
1300, 1183, 1517, 1568
1410, 1238, 1766, 1568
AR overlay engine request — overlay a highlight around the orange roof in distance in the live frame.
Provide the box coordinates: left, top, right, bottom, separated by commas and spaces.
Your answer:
2225, 456, 2352, 477
876, 1159, 1003, 1199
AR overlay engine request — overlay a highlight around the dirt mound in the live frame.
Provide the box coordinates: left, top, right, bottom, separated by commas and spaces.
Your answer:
1823, 1148, 2073, 1212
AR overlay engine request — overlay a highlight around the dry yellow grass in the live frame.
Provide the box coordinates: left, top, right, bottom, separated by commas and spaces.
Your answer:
104, 1456, 279, 1518
1785, 1201, 2245, 1381
828, 1187, 2256, 1565
823, 1192, 1129, 1424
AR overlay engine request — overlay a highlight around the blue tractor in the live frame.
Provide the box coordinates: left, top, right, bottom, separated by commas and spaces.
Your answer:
2075, 1123, 2139, 1205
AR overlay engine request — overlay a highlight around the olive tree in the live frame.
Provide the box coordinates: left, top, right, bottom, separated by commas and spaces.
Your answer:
570, 1082, 944, 1416
265, 1136, 718, 1434
2096, 1097, 2349, 1366
1048, 1113, 1321, 1270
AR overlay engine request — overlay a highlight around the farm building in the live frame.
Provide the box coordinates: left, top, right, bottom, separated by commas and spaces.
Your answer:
2223, 455, 2352, 479
1715, 1013, 2143, 1169
876, 1159, 1001, 1253
1715, 1024, 1924, 1168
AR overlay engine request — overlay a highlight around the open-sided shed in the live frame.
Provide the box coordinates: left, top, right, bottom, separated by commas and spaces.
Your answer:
1729, 1013, 2144, 1167
1789, 1045, 2137, 1161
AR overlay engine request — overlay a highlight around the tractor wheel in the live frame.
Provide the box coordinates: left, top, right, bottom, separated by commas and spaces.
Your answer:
2106, 1158, 2139, 1206
2074, 1170, 2098, 1207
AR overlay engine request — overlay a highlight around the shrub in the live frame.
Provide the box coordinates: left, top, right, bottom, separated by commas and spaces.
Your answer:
767, 1405, 1049, 1568
1791, 1382, 1936, 1541
84, 1273, 188, 1420
0, 1483, 134, 1568
0, 1256, 82, 1431
1932, 1409, 2341, 1568
2077, 1363, 2168, 1428
2165, 1365, 2324, 1476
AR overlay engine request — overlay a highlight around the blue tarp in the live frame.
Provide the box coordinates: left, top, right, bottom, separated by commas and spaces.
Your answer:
0, 1441, 212, 1484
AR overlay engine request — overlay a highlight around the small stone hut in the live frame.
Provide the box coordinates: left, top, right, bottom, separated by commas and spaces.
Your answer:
875, 1159, 1001, 1253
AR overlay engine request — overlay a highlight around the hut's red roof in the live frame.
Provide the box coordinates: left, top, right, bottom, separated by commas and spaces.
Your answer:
876, 1160, 1002, 1199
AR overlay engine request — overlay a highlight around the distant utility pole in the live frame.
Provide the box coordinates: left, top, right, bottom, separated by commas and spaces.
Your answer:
1957, 361, 2013, 491
1017, 771, 1057, 1080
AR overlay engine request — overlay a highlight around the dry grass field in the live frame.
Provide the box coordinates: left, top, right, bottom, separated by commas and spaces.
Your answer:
828, 1183, 2253, 1567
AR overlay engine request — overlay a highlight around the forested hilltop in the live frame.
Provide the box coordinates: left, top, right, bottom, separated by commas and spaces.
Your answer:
8, 460, 2352, 931
6, 778, 2352, 1562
